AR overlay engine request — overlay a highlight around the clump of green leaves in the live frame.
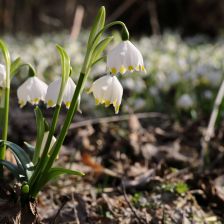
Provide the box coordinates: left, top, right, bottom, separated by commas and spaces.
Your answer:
161, 182, 189, 195
131, 192, 142, 206
0, 6, 133, 203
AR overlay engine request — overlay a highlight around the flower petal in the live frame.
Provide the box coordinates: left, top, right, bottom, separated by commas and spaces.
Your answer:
45, 78, 61, 108
17, 76, 48, 107
90, 74, 123, 114
107, 41, 145, 75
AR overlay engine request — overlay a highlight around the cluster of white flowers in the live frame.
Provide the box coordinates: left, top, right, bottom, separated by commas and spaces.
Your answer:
16, 76, 79, 109
88, 40, 145, 114
1, 32, 223, 114
0, 39, 145, 114
0, 63, 79, 109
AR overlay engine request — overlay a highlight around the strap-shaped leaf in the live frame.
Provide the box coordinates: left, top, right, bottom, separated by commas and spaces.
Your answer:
44, 119, 50, 132
24, 141, 35, 159
56, 45, 70, 80
55, 45, 71, 105
92, 36, 113, 63
0, 107, 4, 127
33, 107, 45, 164
39, 167, 84, 189
0, 140, 33, 172
10, 58, 36, 80
10, 57, 22, 78
48, 167, 85, 177
88, 6, 105, 48
0, 160, 23, 180
0, 40, 10, 63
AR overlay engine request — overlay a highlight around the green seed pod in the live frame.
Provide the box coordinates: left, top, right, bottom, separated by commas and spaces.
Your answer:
21, 184, 29, 194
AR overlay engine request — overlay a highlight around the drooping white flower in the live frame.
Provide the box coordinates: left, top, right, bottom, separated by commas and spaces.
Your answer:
88, 74, 123, 114
45, 77, 79, 109
17, 76, 48, 108
0, 64, 6, 88
176, 94, 194, 110
107, 40, 145, 75
40, 131, 56, 153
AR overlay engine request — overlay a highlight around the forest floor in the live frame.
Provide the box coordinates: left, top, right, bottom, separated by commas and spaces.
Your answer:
1, 107, 224, 224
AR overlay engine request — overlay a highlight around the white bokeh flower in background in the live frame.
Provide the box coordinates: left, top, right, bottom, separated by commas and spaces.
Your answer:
177, 94, 194, 110
17, 76, 48, 107
89, 74, 123, 114
107, 40, 145, 75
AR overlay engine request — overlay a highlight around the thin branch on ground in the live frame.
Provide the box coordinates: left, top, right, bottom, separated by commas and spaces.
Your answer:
201, 80, 224, 162
121, 179, 147, 224
51, 196, 69, 224
204, 80, 224, 142
69, 112, 167, 129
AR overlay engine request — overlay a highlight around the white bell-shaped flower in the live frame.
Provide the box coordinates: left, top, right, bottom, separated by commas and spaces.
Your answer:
17, 76, 48, 108
0, 64, 6, 88
45, 77, 79, 109
89, 74, 123, 114
107, 40, 145, 75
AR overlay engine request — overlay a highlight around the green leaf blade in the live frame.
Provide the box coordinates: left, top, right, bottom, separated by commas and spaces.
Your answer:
92, 36, 113, 64
10, 57, 22, 79
33, 107, 45, 165
88, 6, 106, 48
0, 140, 33, 173
55, 45, 71, 105
0, 160, 23, 180
39, 167, 85, 189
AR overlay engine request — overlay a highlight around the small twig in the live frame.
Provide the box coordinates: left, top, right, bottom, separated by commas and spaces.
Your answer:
102, 193, 117, 218
107, 0, 137, 22
204, 80, 224, 142
147, 0, 161, 35
69, 112, 167, 129
165, 167, 190, 179
201, 80, 224, 163
121, 179, 147, 224
73, 193, 89, 223
71, 193, 80, 224
51, 196, 69, 224
70, 5, 84, 40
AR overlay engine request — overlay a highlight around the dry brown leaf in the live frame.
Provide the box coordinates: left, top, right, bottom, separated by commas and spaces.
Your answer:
81, 152, 103, 173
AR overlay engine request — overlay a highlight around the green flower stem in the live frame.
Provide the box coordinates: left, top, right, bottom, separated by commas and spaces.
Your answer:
0, 40, 11, 177
83, 21, 128, 74
87, 6, 105, 48
29, 45, 70, 187
1, 88, 10, 146
91, 56, 106, 67
30, 72, 86, 198
92, 21, 129, 47
0, 87, 10, 176
41, 104, 61, 160
84, 21, 129, 72
28, 104, 61, 187
29, 13, 130, 197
